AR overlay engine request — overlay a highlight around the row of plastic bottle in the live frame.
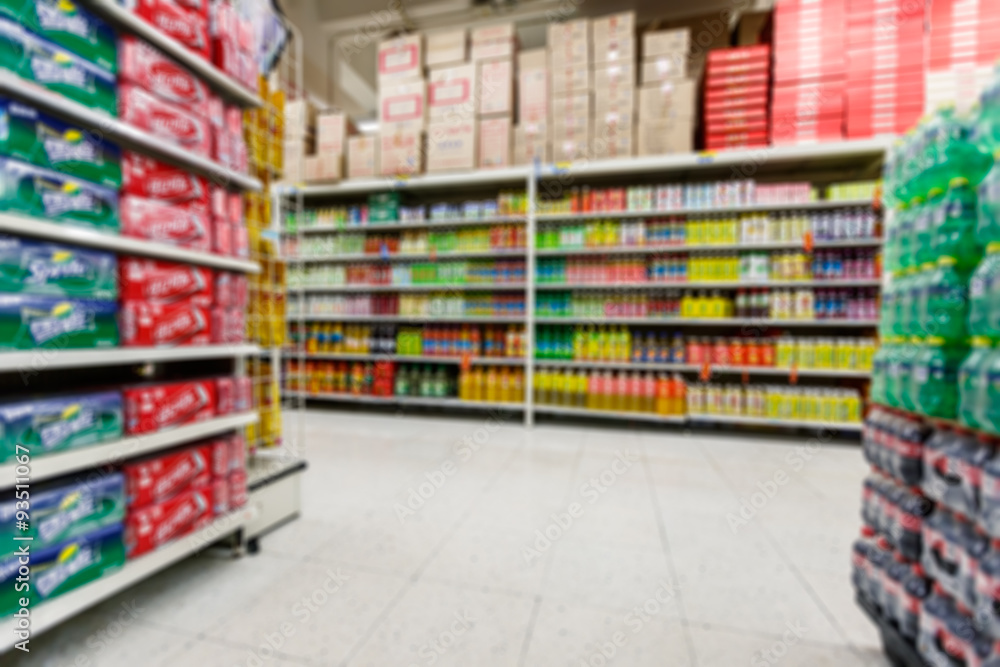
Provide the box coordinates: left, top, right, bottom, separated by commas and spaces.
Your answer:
296, 295, 398, 317
687, 385, 863, 424
533, 370, 687, 415
458, 367, 525, 403
396, 325, 525, 358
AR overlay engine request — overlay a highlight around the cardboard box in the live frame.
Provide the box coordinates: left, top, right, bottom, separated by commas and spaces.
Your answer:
379, 125, 423, 176
348, 135, 378, 179
594, 88, 635, 122
479, 116, 511, 169
737, 11, 772, 45
119, 84, 211, 157
641, 57, 687, 84
426, 119, 477, 172
120, 259, 213, 306
551, 92, 592, 120
591, 12, 635, 65
123, 380, 216, 435
637, 117, 693, 155
642, 29, 689, 59
471, 23, 515, 61
120, 196, 211, 252
518, 48, 547, 70
638, 80, 695, 120
122, 152, 208, 206
285, 99, 318, 138
593, 63, 636, 91
282, 140, 304, 182
304, 153, 342, 183
551, 63, 591, 96
428, 64, 478, 121
121, 300, 212, 347
478, 58, 513, 116
378, 34, 423, 82
548, 19, 589, 46
513, 124, 550, 165
119, 36, 211, 118
123, 443, 211, 506
379, 79, 426, 127
552, 121, 591, 162
518, 66, 549, 125
591, 123, 633, 159
125, 485, 214, 557
317, 112, 352, 155
426, 28, 466, 68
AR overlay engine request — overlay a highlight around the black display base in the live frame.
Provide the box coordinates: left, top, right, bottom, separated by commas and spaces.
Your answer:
856, 593, 930, 667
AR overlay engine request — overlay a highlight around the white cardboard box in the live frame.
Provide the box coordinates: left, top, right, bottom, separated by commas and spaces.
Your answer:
518, 48, 547, 70
428, 63, 477, 122
471, 23, 515, 61
316, 112, 352, 155
641, 55, 688, 83
379, 125, 423, 176
514, 124, 551, 165
426, 119, 477, 172
479, 116, 511, 169
426, 28, 467, 68
518, 66, 549, 125
637, 117, 693, 155
594, 86, 635, 118
591, 123, 633, 159
593, 62, 636, 90
378, 78, 426, 127
550, 92, 592, 122
548, 19, 589, 46
551, 62, 590, 96
642, 29, 690, 59
378, 34, 423, 82
552, 121, 591, 162
348, 135, 378, 179
478, 58, 513, 116
638, 80, 696, 120
304, 153, 342, 183
592, 12, 636, 65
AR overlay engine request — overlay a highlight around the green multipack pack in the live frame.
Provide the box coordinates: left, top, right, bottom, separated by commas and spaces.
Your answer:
0, 158, 119, 232
0, 234, 118, 300
369, 192, 400, 222
0, 99, 122, 188
0, 294, 118, 349
0, 17, 117, 116
0, 390, 123, 463
0, 523, 124, 616
0, 0, 117, 74
0, 473, 125, 557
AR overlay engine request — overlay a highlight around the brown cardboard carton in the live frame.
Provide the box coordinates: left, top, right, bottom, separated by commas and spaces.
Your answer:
513, 124, 550, 165
637, 117, 694, 156
552, 120, 591, 162
285, 99, 317, 139
428, 64, 477, 122
642, 29, 690, 59
518, 66, 548, 125
348, 135, 378, 179
548, 37, 590, 67
426, 119, 477, 172
594, 86, 635, 117
591, 122, 633, 159
379, 124, 423, 176
478, 116, 511, 169
652, 12, 730, 82
378, 34, 423, 82
316, 112, 354, 155
282, 140, 304, 182
593, 62, 636, 90
378, 78, 426, 128
478, 58, 513, 116
551, 62, 590, 96
591, 12, 635, 65
426, 29, 467, 68
641, 57, 687, 83
594, 96, 635, 132
305, 153, 342, 183
551, 92, 591, 126
517, 48, 547, 70
471, 23, 515, 61
638, 80, 696, 120
548, 19, 589, 46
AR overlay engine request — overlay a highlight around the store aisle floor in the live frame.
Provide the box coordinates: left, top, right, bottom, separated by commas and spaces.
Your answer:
16, 410, 889, 667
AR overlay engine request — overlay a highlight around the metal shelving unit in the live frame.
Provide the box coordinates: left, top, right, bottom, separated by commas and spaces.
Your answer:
295, 249, 527, 262
293, 352, 525, 365
535, 360, 871, 378
535, 238, 884, 255
533, 405, 686, 423
293, 314, 526, 323
287, 391, 524, 412
536, 198, 876, 220
286, 215, 526, 234
534, 279, 882, 290
0, 344, 260, 373
687, 413, 864, 432
533, 317, 879, 327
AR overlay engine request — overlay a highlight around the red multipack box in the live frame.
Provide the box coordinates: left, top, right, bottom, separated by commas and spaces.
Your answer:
124, 380, 217, 434
120, 258, 214, 306
228, 192, 243, 224
211, 187, 228, 220
208, 437, 230, 477
119, 84, 211, 157
771, 114, 844, 144
232, 224, 249, 258
235, 376, 252, 413
229, 432, 246, 471
233, 274, 248, 308
214, 272, 234, 307
125, 485, 214, 558
126, 0, 210, 59
213, 219, 232, 256
771, 81, 845, 118
705, 130, 770, 150
228, 469, 247, 509
119, 36, 211, 118
705, 70, 770, 90
123, 443, 212, 506
120, 196, 212, 252
704, 113, 769, 135
121, 300, 212, 347
122, 152, 209, 207
704, 82, 770, 105
215, 377, 235, 416
210, 307, 245, 343
211, 477, 229, 515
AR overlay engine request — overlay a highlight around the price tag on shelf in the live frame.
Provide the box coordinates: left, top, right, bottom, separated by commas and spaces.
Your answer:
802, 231, 814, 253
700, 362, 712, 382
696, 151, 716, 164
393, 175, 410, 188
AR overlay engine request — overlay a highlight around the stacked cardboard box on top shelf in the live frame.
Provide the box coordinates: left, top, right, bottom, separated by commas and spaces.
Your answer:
704, 45, 770, 151
927, 0, 1000, 111
515, 48, 550, 165
377, 33, 425, 176
771, 0, 846, 145
548, 18, 591, 163
592, 13, 637, 159
638, 29, 695, 155
282, 98, 316, 183
473, 24, 514, 170
845, 0, 925, 138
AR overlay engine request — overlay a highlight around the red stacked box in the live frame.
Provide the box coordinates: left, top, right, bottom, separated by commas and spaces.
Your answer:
927, 0, 1000, 111
845, 0, 925, 138
123, 380, 218, 434
122, 432, 246, 558
771, 0, 846, 145
704, 45, 771, 151
212, 1, 260, 93
126, 0, 210, 60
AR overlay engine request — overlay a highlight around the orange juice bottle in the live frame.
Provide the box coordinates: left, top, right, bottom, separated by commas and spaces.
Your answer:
500, 367, 511, 402
642, 372, 656, 413
626, 372, 641, 412
307, 325, 319, 353
485, 367, 499, 402
459, 369, 472, 400
655, 373, 670, 414
670, 374, 686, 415
512, 369, 524, 402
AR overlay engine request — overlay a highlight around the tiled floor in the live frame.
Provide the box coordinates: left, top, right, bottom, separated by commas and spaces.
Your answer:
13, 409, 890, 667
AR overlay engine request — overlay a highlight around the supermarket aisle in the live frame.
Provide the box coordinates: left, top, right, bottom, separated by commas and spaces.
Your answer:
15, 411, 888, 667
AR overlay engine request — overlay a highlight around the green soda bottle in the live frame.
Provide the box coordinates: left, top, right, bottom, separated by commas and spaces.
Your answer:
979, 152, 1000, 247
894, 269, 916, 337
934, 178, 983, 270
871, 341, 891, 405
880, 279, 897, 339
898, 202, 917, 271
900, 337, 921, 412
943, 106, 993, 187
983, 347, 1000, 434
969, 243, 1000, 339
959, 338, 993, 430
884, 338, 903, 408
913, 195, 940, 267
912, 336, 966, 419
911, 263, 935, 338
885, 208, 903, 274
925, 256, 970, 345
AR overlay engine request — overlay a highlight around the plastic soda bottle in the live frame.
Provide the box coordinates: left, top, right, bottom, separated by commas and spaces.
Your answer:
894, 269, 916, 337
898, 203, 916, 271
913, 337, 967, 419
911, 264, 935, 338
970, 243, 1000, 339
977, 150, 1000, 247
959, 338, 992, 430
870, 340, 891, 405
912, 196, 939, 267
924, 256, 970, 345
983, 347, 1000, 434
934, 178, 983, 270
